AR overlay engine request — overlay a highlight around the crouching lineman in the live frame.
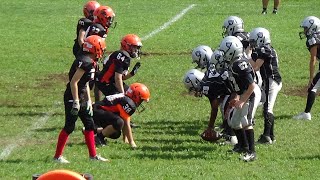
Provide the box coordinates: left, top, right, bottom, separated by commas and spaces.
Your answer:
219, 36, 261, 162
185, 47, 236, 144
92, 83, 150, 149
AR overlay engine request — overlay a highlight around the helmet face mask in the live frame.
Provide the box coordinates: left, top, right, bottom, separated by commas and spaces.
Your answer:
191, 45, 213, 69
299, 16, 320, 39
125, 83, 150, 107
218, 36, 243, 64
183, 69, 205, 92
222, 16, 244, 37
121, 34, 143, 58
210, 50, 225, 71
94, 6, 115, 29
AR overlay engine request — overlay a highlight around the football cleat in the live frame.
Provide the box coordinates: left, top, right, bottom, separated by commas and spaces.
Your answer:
257, 134, 273, 144
90, 155, 110, 162
240, 152, 256, 162
293, 112, 311, 120
53, 156, 70, 164
95, 133, 107, 146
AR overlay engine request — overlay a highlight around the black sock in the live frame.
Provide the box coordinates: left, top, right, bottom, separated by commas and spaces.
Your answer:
246, 129, 255, 153
305, 91, 316, 113
263, 8, 267, 11
234, 129, 248, 151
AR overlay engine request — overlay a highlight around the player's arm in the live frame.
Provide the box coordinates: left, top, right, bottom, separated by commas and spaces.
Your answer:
116, 104, 136, 148
249, 58, 264, 71
77, 29, 86, 47
70, 68, 85, 101
234, 82, 254, 109
207, 98, 219, 128
308, 45, 318, 87
114, 72, 125, 93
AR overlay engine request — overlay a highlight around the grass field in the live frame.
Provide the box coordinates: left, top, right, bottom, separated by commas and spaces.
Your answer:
1, 0, 320, 179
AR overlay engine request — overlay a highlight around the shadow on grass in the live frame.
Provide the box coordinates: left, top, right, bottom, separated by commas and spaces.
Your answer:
294, 155, 320, 160
131, 118, 223, 160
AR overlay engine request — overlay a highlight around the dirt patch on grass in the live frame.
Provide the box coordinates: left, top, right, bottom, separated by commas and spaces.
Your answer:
283, 85, 308, 97
36, 73, 68, 89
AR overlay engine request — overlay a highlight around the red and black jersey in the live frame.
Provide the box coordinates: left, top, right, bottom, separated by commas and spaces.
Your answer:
85, 23, 108, 39
97, 51, 131, 84
95, 93, 136, 121
66, 53, 97, 91
73, 18, 93, 57
229, 58, 255, 95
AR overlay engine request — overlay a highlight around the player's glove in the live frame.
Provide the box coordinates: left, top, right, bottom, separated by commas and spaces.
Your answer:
86, 100, 93, 116
70, 100, 80, 115
130, 62, 141, 76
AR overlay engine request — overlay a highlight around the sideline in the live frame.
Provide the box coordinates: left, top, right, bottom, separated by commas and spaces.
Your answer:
141, 4, 196, 41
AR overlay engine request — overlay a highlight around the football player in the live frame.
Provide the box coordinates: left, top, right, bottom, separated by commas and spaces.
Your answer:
53, 35, 108, 163
249, 27, 282, 144
72, 1, 100, 58
293, 16, 320, 120
188, 49, 237, 144
96, 34, 142, 97
219, 36, 261, 162
93, 83, 150, 148
222, 16, 264, 98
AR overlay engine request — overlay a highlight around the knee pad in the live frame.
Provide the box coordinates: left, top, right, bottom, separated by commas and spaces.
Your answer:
109, 130, 121, 139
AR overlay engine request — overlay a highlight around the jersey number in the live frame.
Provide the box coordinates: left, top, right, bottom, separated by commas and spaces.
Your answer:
123, 103, 132, 114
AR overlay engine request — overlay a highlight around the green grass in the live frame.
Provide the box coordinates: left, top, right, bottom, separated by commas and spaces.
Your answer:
1, 0, 320, 179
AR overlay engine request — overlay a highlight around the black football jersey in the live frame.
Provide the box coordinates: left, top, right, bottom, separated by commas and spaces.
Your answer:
97, 51, 131, 84
73, 18, 93, 57
96, 93, 136, 120
306, 33, 320, 70
75, 18, 92, 41
234, 32, 250, 49
201, 68, 232, 99
85, 23, 107, 38
67, 53, 97, 91
251, 44, 282, 84
228, 58, 255, 95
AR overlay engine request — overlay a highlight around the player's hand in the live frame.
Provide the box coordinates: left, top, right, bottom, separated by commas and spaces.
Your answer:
130, 62, 141, 76
86, 100, 93, 116
70, 100, 80, 115
130, 141, 137, 149
234, 100, 244, 109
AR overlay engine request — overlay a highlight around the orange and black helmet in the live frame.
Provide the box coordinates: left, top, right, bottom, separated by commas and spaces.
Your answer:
82, 35, 106, 59
94, 6, 115, 29
126, 83, 150, 105
121, 34, 142, 58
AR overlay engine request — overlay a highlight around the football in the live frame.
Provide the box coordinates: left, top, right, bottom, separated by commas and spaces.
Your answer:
200, 128, 222, 142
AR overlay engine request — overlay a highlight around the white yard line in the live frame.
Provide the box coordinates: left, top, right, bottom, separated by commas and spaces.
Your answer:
0, 112, 52, 160
141, 4, 196, 41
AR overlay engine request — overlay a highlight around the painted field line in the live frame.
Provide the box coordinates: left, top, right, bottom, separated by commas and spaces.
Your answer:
0, 112, 52, 160
141, 4, 196, 41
